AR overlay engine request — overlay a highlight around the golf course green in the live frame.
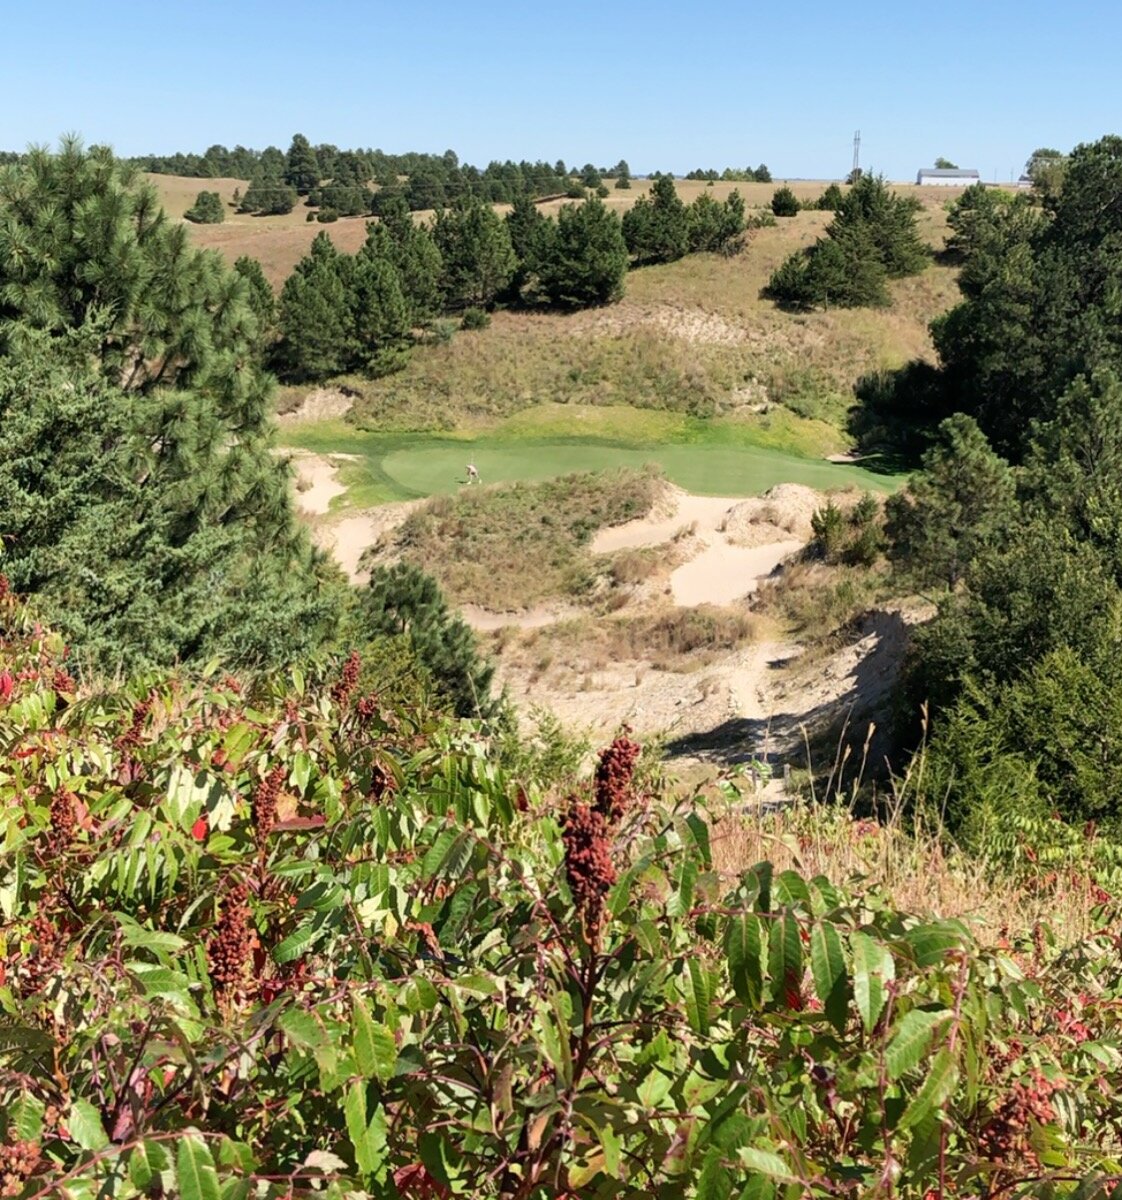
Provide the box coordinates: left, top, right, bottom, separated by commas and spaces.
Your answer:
280, 407, 903, 509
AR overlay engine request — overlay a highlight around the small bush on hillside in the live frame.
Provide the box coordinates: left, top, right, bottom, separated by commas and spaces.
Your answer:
184, 189, 224, 223
771, 185, 800, 216
460, 306, 491, 331
316, 207, 339, 223
817, 182, 845, 211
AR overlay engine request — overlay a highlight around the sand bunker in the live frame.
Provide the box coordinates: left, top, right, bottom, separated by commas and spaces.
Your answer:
593, 485, 811, 607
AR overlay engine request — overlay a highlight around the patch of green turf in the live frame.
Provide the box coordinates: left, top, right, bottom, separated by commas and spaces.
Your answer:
278, 410, 903, 510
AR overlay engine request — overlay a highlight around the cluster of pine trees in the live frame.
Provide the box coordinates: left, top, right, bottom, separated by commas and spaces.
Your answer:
0, 140, 502, 716
276, 174, 748, 381
765, 174, 930, 310
685, 165, 772, 182
131, 136, 634, 217
276, 192, 633, 379
874, 136, 1122, 836
621, 175, 746, 263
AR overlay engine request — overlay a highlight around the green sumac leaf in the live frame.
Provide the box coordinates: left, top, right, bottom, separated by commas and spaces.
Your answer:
810, 921, 849, 1033
9, 1095, 44, 1142
697, 1146, 733, 1200
272, 922, 322, 964
773, 870, 811, 909
177, 1135, 221, 1200
897, 1047, 959, 1131
67, 1099, 108, 1152
279, 1007, 327, 1051
353, 996, 397, 1083
852, 931, 894, 1034
886, 1009, 951, 1081
768, 912, 803, 1009
737, 1147, 798, 1182
725, 914, 765, 1008
684, 957, 714, 1035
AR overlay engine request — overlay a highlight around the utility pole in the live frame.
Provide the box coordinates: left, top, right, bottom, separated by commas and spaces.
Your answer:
852, 130, 861, 179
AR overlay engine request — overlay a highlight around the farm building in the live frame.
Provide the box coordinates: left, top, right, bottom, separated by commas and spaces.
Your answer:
916, 168, 981, 186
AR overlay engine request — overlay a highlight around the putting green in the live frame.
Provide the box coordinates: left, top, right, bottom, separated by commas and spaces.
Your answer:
379, 441, 896, 498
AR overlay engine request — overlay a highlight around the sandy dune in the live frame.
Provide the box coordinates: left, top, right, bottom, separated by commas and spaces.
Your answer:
593, 485, 807, 608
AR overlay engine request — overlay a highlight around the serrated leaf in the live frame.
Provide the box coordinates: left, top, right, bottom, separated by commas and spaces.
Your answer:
737, 1147, 797, 1182
279, 1008, 327, 1051
852, 931, 894, 1034
767, 912, 804, 1009
272, 923, 322, 964
810, 922, 849, 1032
352, 996, 395, 1083
885, 1009, 950, 1081
597, 1124, 622, 1179
177, 1135, 221, 1200
897, 1047, 959, 1131
725, 914, 765, 1009
697, 1146, 733, 1200
684, 957, 714, 1035
303, 1149, 348, 1172
67, 1099, 108, 1151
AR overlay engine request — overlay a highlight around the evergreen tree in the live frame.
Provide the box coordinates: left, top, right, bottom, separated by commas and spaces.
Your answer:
432, 198, 516, 308
621, 173, 688, 264
771, 186, 800, 217
362, 562, 495, 717
373, 198, 443, 326
0, 142, 344, 671
284, 133, 321, 195
612, 159, 632, 189
505, 192, 552, 296
239, 173, 297, 214
184, 190, 224, 223
350, 249, 411, 375
539, 196, 628, 308
278, 233, 353, 378
686, 190, 745, 254
885, 414, 1018, 588
233, 255, 276, 341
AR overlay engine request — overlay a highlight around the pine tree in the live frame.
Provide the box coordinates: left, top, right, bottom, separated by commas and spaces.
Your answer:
885, 414, 1017, 588
362, 562, 495, 717
373, 198, 443, 325
278, 233, 353, 378
622, 173, 688, 264
239, 173, 297, 214
505, 192, 552, 296
432, 198, 516, 309
184, 190, 224, 223
539, 196, 628, 308
350, 251, 411, 374
234, 256, 276, 340
0, 142, 344, 671
284, 133, 321, 195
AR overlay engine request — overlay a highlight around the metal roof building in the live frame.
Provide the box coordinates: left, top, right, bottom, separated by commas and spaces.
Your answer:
916, 168, 981, 186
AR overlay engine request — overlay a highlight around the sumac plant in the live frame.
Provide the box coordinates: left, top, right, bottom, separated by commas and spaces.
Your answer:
1, 588, 1122, 1198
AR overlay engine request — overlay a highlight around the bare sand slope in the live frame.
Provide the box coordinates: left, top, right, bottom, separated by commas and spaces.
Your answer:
592, 485, 808, 608
290, 452, 351, 516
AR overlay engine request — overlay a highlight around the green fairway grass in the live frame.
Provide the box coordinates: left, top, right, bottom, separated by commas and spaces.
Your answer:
280, 406, 903, 509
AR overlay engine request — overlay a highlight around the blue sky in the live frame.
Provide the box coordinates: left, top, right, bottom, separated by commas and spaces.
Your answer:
5, 0, 1118, 180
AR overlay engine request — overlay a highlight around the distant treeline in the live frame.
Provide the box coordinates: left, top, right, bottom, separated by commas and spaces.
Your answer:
684, 165, 772, 182
124, 136, 638, 213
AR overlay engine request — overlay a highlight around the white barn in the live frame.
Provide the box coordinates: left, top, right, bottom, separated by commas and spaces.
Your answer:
916, 168, 981, 186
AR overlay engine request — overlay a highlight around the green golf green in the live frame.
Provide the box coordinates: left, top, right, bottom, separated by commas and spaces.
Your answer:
379, 441, 896, 498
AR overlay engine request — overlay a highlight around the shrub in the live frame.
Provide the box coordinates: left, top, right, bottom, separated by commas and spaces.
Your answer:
460, 306, 491, 331
316, 207, 339, 223
771, 185, 800, 216
184, 189, 224, 224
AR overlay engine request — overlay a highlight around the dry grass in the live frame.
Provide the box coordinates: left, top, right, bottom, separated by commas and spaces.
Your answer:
369, 467, 665, 609
506, 605, 759, 679
705, 800, 1111, 948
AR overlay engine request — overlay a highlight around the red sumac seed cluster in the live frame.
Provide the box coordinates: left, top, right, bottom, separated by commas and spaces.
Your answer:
252, 765, 285, 845
331, 650, 361, 706
562, 803, 616, 934
0, 1139, 41, 1197
207, 884, 255, 1000
593, 733, 641, 822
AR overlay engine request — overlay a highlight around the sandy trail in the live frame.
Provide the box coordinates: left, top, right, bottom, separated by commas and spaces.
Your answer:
460, 604, 582, 631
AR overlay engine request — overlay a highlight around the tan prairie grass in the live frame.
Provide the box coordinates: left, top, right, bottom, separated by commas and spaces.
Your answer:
704, 800, 1111, 948
507, 605, 760, 679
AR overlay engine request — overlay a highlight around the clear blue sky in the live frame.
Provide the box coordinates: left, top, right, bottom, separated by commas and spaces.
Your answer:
5, 0, 1119, 181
